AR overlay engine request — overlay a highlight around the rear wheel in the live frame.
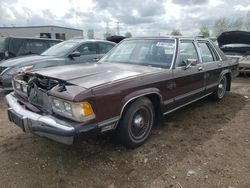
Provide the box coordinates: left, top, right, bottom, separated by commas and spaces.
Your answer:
114, 97, 155, 148
211, 75, 227, 101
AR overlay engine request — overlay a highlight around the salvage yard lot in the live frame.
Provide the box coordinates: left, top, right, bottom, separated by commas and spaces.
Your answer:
0, 77, 250, 188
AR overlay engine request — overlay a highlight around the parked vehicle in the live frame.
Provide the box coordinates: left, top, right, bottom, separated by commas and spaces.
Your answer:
0, 36, 62, 61
5, 37, 238, 148
0, 39, 116, 90
218, 31, 250, 74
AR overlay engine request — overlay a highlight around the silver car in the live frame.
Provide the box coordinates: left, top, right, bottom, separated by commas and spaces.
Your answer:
0, 39, 116, 90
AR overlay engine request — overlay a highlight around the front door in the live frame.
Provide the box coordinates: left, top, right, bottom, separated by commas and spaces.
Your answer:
72, 42, 99, 64
166, 40, 205, 111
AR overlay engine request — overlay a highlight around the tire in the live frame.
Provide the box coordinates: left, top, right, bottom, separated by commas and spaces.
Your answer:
114, 97, 155, 149
211, 75, 228, 101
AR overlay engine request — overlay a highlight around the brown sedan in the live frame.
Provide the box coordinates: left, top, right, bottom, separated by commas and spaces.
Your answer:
5, 37, 238, 148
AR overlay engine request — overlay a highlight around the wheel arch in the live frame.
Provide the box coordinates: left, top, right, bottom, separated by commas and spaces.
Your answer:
118, 90, 163, 125
219, 69, 231, 91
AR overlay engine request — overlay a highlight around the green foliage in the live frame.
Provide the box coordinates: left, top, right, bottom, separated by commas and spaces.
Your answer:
199, 25, 210, 37
104, 32, 112, 39
170, 29, 182, 36
125, 32, 132, 38
213, 18, 231, 37
87, 29, 94, 39
246, 11, 250, 31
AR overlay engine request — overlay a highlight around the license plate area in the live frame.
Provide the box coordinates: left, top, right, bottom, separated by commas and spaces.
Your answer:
8, 110, 25, 132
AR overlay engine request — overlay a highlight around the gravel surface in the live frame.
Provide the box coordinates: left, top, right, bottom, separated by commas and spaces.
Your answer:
0, 77, 250, 188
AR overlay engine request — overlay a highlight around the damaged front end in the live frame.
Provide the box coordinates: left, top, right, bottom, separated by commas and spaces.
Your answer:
5, 72, 97, 144
218, 31, 250, 74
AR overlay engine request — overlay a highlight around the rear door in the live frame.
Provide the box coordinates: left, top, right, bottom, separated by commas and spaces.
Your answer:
170, 39, 205, 109
197, 40, 222, 93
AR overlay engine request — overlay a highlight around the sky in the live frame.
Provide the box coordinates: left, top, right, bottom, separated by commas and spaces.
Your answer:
0, 0, 250, 38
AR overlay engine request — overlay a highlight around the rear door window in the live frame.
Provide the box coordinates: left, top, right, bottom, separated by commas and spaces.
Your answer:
9, 38, 25, 57
25, 40, 48, 54
198, 42, 215, 63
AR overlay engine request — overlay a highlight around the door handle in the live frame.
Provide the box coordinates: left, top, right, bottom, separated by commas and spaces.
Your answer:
218, 63, 222, 67
93, 58, 100, 61
198, 67, 203, 71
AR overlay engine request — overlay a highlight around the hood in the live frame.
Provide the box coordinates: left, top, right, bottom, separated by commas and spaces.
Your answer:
0, 55, 63, 67
35, 62, 162, 89
217, 31, 250, 46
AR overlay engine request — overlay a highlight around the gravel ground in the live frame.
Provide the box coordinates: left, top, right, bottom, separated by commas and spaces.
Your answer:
0, 77, 250, 188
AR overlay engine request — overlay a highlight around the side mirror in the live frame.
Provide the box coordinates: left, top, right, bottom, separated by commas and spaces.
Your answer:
185, 59, 198, 69
69, 51, 81, 58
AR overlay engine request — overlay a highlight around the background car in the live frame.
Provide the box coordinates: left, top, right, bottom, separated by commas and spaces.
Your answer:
0, 39, 116, 90
218, 31, 250, 75
0, 36, 62, 61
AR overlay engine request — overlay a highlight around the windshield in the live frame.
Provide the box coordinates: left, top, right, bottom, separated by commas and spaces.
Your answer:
41, 41, 79, 56
100, 39, 175, 68
0, 38, 6, 60
0, 38, 6, 52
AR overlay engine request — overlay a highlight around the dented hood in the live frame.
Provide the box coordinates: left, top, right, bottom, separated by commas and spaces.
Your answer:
217, 31, 250, 46
34, 62, 162, 89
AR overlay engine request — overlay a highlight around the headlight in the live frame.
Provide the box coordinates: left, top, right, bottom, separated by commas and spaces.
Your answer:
13, 79, 28, 94
50, 97, 95, 122
7, 65, 33, 75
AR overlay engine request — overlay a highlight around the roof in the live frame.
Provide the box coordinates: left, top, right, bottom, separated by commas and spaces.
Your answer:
0, 36, 62, 41
123, 36, 209, 40
67, 39, 116, 45
0, 25, 83, 32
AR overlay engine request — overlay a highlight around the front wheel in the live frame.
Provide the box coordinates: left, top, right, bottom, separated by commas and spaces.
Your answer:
114, 97, 155, 149
211, 75, 228, 101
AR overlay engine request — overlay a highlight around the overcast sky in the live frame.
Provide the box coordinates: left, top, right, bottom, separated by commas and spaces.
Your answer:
0, 0, 250, 38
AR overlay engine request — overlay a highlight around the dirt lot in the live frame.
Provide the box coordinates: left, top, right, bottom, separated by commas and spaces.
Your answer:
0, 77, 250, 188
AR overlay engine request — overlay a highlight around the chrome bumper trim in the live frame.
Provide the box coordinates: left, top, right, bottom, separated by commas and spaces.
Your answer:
5, 93, 75, 145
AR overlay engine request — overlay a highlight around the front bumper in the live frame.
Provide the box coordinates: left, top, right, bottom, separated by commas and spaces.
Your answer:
5, 93, 77, 145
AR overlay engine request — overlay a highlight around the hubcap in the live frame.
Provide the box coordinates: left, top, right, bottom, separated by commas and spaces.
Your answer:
129, 107, 152, 141
134, 115, 145, 128
218, 77, 226, 98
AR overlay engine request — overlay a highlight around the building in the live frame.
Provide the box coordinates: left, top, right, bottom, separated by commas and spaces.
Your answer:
0, 25, 83, 40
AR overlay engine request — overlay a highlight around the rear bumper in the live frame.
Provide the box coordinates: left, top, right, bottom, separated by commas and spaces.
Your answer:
6, 93, 76, 145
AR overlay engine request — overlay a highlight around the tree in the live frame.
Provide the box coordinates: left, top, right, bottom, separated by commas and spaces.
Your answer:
170, 29, 182, 36
125, 32, 132, 38
230, 18, 243, 31
199, 25, 210, 37
245, 11, 250, 31
104, 32, 112, 39
213, 18, 230, 37
87, 29, 94, 39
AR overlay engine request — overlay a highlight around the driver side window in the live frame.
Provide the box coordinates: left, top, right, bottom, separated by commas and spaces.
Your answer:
178, 41, 199, 67
76, 43, 97, 55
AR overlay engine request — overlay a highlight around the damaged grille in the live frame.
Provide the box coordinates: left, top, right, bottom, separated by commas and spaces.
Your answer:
0, 66, 8, 75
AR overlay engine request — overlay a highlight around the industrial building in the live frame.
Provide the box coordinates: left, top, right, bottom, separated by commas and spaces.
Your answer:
0, 25, 83, 40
